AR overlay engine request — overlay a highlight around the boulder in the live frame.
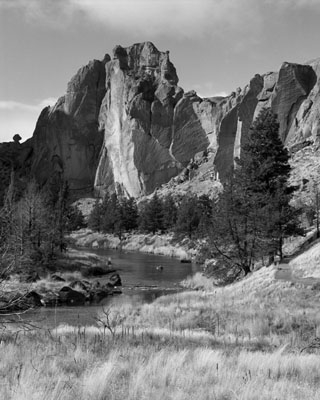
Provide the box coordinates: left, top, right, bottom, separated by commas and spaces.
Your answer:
51, 274, 66, 282
40, 291, 60, 307
107, 273, 122, 287
58, 287, 86, 306
69, 280, 91, 291
91, 287, 114, 303
25, 272, 41, 283
25, 291, 42, 308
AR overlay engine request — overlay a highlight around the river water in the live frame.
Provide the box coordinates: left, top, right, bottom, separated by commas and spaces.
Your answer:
22, 248, 200, 328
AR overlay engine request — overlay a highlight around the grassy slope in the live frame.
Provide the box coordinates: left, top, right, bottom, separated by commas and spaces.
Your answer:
289, 240, 320, 278
1, 245, 320, 399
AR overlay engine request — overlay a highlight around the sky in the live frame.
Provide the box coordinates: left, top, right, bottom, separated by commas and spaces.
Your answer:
0, 0, 320, 142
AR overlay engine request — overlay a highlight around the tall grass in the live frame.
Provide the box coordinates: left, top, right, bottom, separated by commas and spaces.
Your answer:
289, 241, 320, 278
0, 330, 319, 400
1, 265, 320, 399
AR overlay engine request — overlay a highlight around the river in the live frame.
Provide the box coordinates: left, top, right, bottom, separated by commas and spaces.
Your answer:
22, 248, 201, 328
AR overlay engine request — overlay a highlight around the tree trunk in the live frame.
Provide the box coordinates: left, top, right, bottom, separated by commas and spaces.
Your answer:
279, 236, 283, 259
242, 263, 251, 275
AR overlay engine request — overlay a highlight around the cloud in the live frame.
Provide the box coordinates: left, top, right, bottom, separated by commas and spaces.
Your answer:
2, 0, 320, 38
0, 98, 57, 112
0, 0, 76, 27
191, 81, 230, 98
269, 0, 320, 8
66, 0, 256, 37
2, 0, 319, 43
0, 0, 267, 39
0, 98, 57, 142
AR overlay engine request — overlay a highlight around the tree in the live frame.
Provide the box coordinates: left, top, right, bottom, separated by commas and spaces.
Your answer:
197, 194, 213, 237
265, 184, 303, 258
237, 109, 291, 196
89, 194, 138, 236
139, 192, 163, 234
3, 180, 53, 270
65, 205, 85, 231
162, 194, 178, 231
210, 108, 302, 276
210, 173, 269, 276
101, 193, 117, 233
121, 197, 138, 231
53, 180, 69, 252
88, 199, 102, 231
175, 195, 200, 239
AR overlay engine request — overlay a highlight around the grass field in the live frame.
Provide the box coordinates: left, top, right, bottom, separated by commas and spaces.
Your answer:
1, 251, 320, 399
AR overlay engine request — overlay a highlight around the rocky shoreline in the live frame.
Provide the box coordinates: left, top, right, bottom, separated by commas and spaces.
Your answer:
0, 232, 202, 314
69, 228, 200, 261
0, 250, 123, 314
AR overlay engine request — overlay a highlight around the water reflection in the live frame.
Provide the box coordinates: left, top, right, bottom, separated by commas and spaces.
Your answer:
13, 248, 201, 328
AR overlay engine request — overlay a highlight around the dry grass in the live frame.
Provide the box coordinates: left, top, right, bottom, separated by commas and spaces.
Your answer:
2, 244, 320, 399
182, 271, 217, 291
289, 241, 320, 278
0, 330, 319, 400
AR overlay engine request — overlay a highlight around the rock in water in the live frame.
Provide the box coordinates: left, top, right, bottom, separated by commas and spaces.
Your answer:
58, 287, 86, 306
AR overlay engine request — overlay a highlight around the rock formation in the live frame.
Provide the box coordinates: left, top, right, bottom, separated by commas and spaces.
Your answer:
0, 138, 33, 205
2, 43, 320, 199
95, 42, 210, 197
31, 58, 108, 193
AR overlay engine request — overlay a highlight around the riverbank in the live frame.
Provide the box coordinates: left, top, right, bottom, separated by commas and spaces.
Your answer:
0, 245, 199, 316
0, 249, 123, 312
69, 228, 202, 261
2, 235, 320, 398
1, 261, 320, 399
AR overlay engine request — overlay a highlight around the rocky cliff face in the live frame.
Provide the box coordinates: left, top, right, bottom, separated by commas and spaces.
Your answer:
31, 58, 108, 193
210, 61, 318, 180
95, 42, 210, 197
9, 43, 320, 198
0, 138, 33, 206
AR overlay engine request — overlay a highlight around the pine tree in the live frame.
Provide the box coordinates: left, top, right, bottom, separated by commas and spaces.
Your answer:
65, 205, 85, 231
162, 194, 178, 231
211, 173, 268, 275
197, 194, 213, 237
88, 200, 102, 231
241, 109, 303, 257
210, 108, 303, 275
175, 195, 200, 239
54, 180, 69, 252
100, 193, 111, 232
122, 197, 138, 231
101, 193, 118, 234
139, 192, 163, 234
238, 108, 291, 197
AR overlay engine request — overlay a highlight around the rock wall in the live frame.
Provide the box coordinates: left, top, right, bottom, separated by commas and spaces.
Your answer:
31, 58, 108, 193
95, 42, 210, 197
209, 60, 319, 180
8, 42, 319, 198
